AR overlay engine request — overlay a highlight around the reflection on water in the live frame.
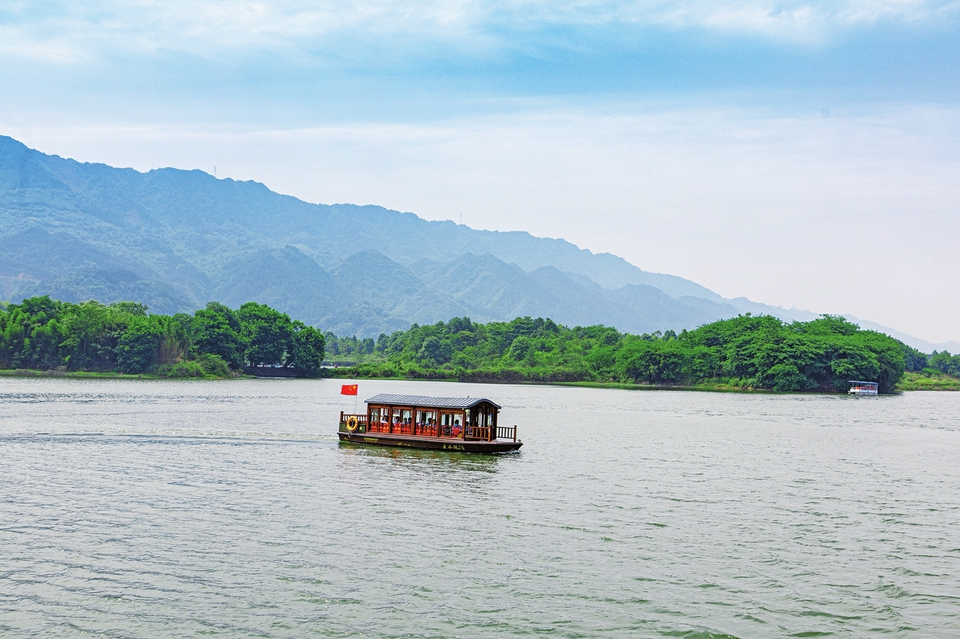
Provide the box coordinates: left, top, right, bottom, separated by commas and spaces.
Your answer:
1, 377, 960, 638
338, 442, 508, 473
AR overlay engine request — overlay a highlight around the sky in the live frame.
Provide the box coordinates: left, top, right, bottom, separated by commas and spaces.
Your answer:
1, 1, 959, 343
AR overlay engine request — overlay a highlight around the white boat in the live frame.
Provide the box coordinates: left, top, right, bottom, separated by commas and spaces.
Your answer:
848, 380, 879, 396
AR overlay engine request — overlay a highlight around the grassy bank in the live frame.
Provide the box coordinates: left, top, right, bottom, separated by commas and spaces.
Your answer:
558, 380, 778, 393
0, 367, 234, 380
0, 368, 161, 380
896, 371, 960, 391
333, 370, 822, 393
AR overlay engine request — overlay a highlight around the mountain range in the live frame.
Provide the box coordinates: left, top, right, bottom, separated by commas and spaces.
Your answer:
1, 135, 956, 353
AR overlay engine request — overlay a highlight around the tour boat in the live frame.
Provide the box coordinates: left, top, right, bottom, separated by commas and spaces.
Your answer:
338, 393, 522, 453
848, 380, 879, 396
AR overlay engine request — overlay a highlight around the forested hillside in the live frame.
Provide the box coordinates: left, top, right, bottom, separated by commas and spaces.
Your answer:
330, 314, 914, 393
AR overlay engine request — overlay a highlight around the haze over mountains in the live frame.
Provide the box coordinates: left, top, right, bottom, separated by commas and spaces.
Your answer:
1, 135, 955, 352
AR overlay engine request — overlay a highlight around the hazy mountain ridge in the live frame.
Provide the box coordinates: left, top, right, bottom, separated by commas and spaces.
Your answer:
0, 135, 709, 288
0, 135, 729, 335
1, 135, 953, 351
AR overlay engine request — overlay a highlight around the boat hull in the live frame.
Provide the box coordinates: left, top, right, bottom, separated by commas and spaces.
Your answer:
338, 431, 522, 453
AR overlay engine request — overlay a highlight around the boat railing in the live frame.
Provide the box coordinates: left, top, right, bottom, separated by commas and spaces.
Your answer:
342, 412, 518, 442
465, 425, 491, 441
339, 412, 368, 433
365, 421, 422, 435
413, 424, 439, 437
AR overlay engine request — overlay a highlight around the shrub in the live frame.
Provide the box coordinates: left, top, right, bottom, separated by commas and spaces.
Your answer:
198, 353, 230, 377
157, 361, 207, 378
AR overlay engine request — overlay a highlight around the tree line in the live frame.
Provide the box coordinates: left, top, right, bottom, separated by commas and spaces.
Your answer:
0, 297, 325, 377
926, 351, 960, 378
5, 294, 951, 393
336, 314, 922, 393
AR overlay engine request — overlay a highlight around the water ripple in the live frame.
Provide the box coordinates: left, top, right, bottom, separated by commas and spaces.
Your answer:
1, 377, 959, 637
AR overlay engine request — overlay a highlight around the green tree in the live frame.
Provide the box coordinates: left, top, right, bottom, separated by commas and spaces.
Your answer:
930, 351, 960, 377
237, 302, 294, 366
1, 297, 66, 370
418, 336, 452, 365
901, 343, 929, 373
192, 302, 245, 369
505, 336, 532, 362
116, 317, 165, 374
290, 323, 326, 376
615, 340, 690, 384
110, 301, 149, 317
159, 313, 193, 365
61, 301, 136, 371
25, 318, 64, 370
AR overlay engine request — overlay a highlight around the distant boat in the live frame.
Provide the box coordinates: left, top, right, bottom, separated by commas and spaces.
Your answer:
848, 380, 879, 396
338, 393, 523, 453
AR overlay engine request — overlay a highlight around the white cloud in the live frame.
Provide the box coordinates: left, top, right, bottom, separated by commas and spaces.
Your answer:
642, 0, 952, 32
1, 0, 956, 62
0, 25, 89, 62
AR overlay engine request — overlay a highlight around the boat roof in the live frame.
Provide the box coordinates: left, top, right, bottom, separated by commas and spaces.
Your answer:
364, 393, 501, 410
848, 380, 878, 385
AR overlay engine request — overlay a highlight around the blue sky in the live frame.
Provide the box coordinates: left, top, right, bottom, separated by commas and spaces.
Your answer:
2, 1, 959, 342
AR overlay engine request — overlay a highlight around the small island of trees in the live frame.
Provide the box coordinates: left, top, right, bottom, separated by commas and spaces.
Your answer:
326, 314, 956, 394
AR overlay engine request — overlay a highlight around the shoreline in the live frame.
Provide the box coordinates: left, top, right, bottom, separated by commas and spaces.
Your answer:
0, 369, 159, 380
2, 368, 958, 392
0, 369, 234, 381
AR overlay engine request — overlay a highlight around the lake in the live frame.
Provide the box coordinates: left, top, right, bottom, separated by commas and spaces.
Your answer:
2, 377, 959, 637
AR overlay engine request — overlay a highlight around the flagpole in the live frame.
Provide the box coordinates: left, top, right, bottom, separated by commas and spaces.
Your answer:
341, 383, 359, 415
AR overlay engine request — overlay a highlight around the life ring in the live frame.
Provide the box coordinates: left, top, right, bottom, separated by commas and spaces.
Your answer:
346, 416, 359, 432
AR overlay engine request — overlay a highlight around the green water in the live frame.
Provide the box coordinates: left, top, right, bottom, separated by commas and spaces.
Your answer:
2, 378, 959, 637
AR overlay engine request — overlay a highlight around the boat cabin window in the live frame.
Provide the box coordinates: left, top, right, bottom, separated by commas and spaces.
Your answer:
439, 411, 463, 437
366, 405, 392, 432
417, 410, 436, 426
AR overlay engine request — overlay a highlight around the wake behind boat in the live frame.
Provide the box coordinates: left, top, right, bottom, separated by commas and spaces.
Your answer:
338, 393, 522, 453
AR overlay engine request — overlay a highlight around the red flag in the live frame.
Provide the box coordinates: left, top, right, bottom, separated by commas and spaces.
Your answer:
340, 384, 358, 396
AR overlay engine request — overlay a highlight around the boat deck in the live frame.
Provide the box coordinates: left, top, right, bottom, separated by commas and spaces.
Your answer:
337, 431, 522, 453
